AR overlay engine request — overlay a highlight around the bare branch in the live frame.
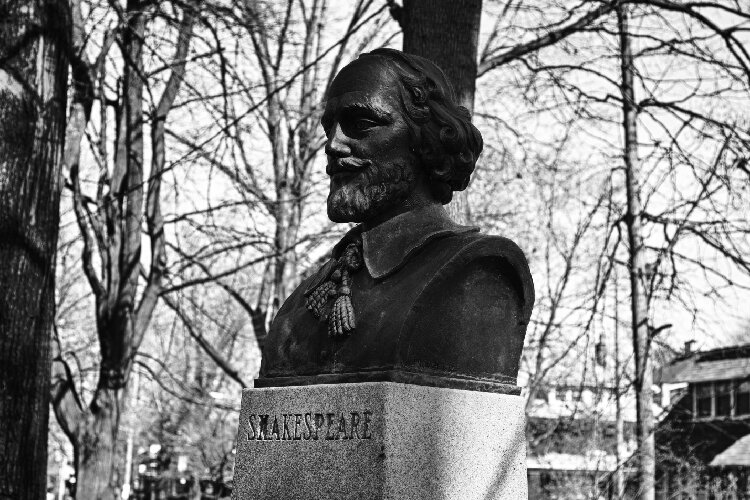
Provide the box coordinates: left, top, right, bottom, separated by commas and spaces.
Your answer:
478, 1, 619, 77
70, 165, 105, 299
161, 294, 248, 388
136, 1, 198, 336
50, 331, 85, 444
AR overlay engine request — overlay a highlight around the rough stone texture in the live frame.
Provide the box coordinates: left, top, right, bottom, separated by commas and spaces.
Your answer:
232, 382, 527, 500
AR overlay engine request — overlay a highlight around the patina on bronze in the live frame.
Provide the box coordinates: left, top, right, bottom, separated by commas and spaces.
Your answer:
258, 48, 534, 392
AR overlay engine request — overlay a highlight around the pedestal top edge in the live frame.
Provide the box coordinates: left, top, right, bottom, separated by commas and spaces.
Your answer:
251, 370, 522, 396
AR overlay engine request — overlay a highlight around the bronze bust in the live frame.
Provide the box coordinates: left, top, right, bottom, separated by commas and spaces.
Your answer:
258, 49, 534, 391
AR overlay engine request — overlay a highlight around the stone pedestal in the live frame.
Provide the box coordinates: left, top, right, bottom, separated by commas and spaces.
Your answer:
232, 380, 527, 500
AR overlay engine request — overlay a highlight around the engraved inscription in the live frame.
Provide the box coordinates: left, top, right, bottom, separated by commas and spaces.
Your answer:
245, 411, 373, 441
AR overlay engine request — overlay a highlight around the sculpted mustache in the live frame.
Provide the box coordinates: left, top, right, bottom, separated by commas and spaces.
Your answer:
327, 158, 372, 175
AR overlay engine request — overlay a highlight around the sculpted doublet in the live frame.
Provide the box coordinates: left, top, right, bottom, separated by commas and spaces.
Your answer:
259, 205, 534, 386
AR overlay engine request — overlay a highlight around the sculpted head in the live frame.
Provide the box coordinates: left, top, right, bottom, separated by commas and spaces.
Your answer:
322, 48, 483, 225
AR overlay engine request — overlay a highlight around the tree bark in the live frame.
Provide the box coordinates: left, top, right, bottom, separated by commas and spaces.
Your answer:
0, 1, 68, 498
617, 6, 655, 500
75, 388, 120, 499
400, 0, 482, 224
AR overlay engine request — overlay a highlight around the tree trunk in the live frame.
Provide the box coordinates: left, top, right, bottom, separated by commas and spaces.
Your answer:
76, 388, 120, 500
400, 0, 482, 224
0, 1, 68, 497
617, 6, 655, 500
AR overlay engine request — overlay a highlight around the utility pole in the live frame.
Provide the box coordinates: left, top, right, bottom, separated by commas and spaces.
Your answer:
617, 5, 655, 499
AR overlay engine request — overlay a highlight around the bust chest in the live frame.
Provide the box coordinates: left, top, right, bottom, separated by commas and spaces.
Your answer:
261, 235, 463, 378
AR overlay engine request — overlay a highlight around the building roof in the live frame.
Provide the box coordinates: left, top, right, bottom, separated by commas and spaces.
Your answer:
710, 434, 750, 467
656, 357, 696, 384
658, 344, 750, 384
680, 358, 750, 383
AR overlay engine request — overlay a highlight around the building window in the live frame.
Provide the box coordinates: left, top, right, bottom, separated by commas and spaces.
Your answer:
737, 380, 750, 416
715, 381, 732, 417
691, 379, 750, 419
695, 383, 712, 418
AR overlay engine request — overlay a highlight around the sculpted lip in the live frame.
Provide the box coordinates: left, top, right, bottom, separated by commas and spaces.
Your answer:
327, 158, 371, 177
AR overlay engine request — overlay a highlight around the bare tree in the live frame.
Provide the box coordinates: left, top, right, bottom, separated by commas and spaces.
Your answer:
473, 1, 750, 495
50, 1, 197, 495
618, 5, 654, 498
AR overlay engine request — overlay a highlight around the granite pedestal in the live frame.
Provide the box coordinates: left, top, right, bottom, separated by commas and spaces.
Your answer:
232, 378, 527, 500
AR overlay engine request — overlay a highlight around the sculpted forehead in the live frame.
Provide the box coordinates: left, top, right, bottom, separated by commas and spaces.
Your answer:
327, 57, 399, 102
322, 58, 405, 126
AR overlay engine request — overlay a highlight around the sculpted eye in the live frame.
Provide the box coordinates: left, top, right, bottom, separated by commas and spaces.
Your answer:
354, 118, 377, 131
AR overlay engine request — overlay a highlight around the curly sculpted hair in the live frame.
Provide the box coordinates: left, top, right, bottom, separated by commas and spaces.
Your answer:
357, 48, 484, 204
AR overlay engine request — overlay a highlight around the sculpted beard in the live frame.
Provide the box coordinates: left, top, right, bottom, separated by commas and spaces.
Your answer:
327, 157, 416, 223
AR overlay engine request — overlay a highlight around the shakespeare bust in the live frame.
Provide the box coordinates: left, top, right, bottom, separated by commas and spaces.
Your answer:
258, 49, 534, 390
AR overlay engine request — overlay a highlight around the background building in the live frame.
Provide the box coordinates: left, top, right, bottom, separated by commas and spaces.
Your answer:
655, 343, 750, 498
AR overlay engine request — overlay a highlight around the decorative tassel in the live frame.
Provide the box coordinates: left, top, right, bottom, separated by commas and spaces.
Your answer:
330, 294, 356, 337
305, 280, 336, 320
304, 240, 363, 337
329, 266, 356, 337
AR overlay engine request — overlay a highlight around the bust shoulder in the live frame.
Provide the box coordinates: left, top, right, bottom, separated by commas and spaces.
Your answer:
420, 231, 534, 316
396, 231, 534, 383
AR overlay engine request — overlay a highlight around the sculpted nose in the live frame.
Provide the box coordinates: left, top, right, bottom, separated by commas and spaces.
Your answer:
325, 123, 351, 158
